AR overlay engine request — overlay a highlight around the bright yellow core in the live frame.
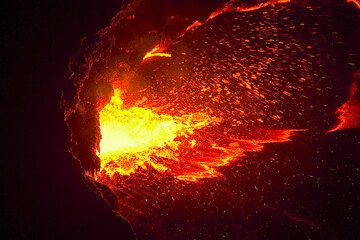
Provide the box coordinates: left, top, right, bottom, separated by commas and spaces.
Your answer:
97, 89, 212, 176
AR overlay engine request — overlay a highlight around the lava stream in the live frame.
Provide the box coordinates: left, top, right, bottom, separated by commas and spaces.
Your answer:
97, 88, 298, 181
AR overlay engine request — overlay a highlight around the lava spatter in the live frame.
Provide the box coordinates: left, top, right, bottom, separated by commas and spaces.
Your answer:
91, 0, 360, 182
97, 88, 298, 181
142, 46, 172, 61
63, 1, 360, 238
97, 88, 216, 179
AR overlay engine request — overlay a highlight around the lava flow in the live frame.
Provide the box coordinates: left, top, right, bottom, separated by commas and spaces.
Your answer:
142, 46, 172, 61
97, 88, 297, 181
62, 0, 360, 238
183, 0, 291, 34
97, 88, 215, 178
328, 74, 360, 132
88, 0, 360, 182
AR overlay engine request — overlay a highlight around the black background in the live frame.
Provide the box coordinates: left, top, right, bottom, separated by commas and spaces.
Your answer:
1, 1, 134, 239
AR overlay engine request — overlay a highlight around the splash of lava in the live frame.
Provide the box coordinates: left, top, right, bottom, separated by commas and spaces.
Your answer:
184, 0, 291, 33
142, 46, 171, 61
93, 0, 360, 182
328, 76, 360, 132
97, 88, 216, 179
95, 0, 299, 182
97, 88, 298, 181
64, 0, 360, 183
348, 0, 360, 8
61, 1, 360, 238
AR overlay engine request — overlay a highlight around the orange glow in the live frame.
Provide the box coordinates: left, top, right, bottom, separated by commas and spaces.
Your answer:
97, 88, 215, 178
142, 46, 171, 61
97, 89, 298, 181
236, 0, 291, 12
328, 78, 360, 132
347, 0, 360, 8
185, 0, 291, 33
96, 0, 304, 181
82, 0, 360, 183
156, 0, 293, 56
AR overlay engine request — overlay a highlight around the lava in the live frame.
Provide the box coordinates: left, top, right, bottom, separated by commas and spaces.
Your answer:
328, 76, 360, 132
184, 0, 291, 33
97, 88, 298, 181
179, 0, 291, 38
144, 0, 293, 57
63, 0, 360, 238
89, 0, 359, 182
142, 46, 171, 61
97, 88, 215, 178
348, 0, 360, 8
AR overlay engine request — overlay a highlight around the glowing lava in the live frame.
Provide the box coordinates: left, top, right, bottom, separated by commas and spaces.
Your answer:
98, 88, 215, 178
62, 1, 360, 238
97, 88, 298, 181
328, 78, 360, 132
142, 46, 171, 61
180, 0, 291, 37
348, 0, 360, 8
66, 0, 360, 183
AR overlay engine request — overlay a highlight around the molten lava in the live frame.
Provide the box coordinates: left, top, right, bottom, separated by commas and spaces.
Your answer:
63, 0, 360, 238
142, 46, 171, 61
348, 0, 360, 8
98, 88, 216, 179
328, 78, 360, 132
180, 0, 291, 38
97, 88, 299, 181
91, 0, 360, 182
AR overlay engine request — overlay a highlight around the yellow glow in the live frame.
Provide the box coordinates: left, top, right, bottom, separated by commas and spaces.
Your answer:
98, 89, 213, 176
142, 46, 171, 61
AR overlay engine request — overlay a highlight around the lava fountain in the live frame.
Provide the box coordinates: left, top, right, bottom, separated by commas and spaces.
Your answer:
62, 0, 360, 239
97, 88, 217, 179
